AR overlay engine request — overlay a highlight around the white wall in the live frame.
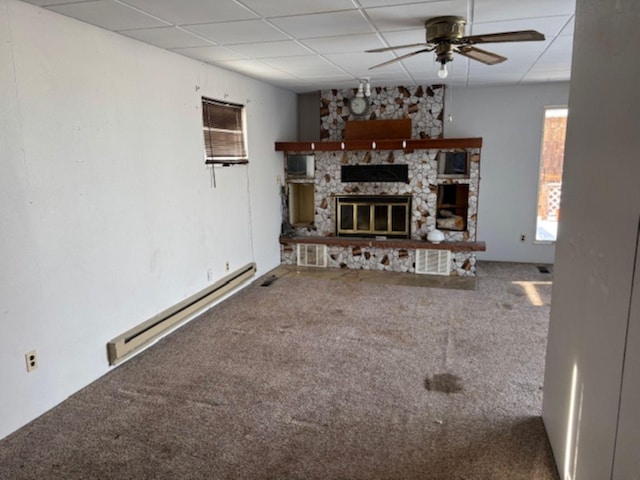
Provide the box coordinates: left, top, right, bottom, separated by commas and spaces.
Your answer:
542, 0, 640, 478
444, 83, 569, 264
0, 0, 295, 440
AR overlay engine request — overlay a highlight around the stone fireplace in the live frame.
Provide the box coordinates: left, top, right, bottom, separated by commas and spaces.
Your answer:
276, 140, 483, 276
286, 147, 479, 244
276, 85, 484, 276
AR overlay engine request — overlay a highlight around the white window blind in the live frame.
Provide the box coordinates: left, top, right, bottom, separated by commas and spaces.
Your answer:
202, 98, 247, 165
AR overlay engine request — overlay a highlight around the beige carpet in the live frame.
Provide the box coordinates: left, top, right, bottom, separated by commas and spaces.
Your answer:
0, 262, 559, 479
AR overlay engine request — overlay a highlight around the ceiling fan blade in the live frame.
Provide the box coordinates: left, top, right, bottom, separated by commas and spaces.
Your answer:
368, 48, 434, 70
461, 30, 545, 44
366, 43, 431, 53
457, 46, 507, 65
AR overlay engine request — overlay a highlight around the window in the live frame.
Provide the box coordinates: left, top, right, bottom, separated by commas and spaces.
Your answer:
535, 107, 568, 242
202, 98, 247, 165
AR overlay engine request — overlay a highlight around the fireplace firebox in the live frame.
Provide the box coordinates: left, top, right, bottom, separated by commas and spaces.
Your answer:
336, 195, 411, 238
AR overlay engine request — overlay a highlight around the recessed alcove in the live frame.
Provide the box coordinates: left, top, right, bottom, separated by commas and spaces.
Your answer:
288, 183, 314, 226
437, 184, 469, 231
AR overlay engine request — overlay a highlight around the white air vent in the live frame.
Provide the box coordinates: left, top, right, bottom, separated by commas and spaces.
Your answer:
297, 244, 327, 267
415, 249, 451, 276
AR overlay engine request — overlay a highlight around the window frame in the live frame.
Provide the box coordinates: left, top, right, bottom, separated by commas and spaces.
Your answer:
202, 97, 248, 166
534, 105, 568, 244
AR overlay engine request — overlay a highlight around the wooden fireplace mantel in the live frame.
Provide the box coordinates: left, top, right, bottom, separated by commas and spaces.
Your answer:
280, 235, 486, 252
275, 137, 482, 153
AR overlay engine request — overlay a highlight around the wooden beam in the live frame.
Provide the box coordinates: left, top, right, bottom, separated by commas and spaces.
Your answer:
275, 137, 482, 152
344, 119, 411, 140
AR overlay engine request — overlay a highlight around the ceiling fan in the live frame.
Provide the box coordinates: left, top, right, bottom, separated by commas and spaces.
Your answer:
367, 16, 545, 78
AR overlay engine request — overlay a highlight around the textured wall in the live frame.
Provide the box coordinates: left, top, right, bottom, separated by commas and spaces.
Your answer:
0, 0, 295, 440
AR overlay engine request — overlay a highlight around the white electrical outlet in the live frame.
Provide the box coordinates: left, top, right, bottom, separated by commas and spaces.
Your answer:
225, 261, 230, 272
520, 234, 526, 242
207, 268, 213, 281
25, 350, 38, 372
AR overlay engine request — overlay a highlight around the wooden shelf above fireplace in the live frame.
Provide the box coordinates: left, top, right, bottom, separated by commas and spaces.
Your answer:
275, 137, 482, 153
280, 235, 486, 252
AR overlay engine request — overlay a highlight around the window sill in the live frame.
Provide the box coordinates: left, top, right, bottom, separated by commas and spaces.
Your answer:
205, 160, 249, 166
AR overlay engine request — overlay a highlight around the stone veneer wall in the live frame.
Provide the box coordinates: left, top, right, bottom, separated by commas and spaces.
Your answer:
282, 147, 480, 276
320, 85, 445, 141
288, 148, 480, 243
281, 245, 477, 276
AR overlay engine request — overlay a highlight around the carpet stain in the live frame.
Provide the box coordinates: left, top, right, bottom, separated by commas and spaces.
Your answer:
501, 302, 514, 310
260, 275, 278, 286
425, 373, 463, 394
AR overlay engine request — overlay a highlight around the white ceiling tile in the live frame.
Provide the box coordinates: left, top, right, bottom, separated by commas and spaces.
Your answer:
470, 16, 571, 40
547, 34, 575, 51
121, 27, 211, 49
367, 71, 415, 86
271, 76, 355, 93
534, 37, 574, 65
468, 60, 531, 82
260, 55, 346, 77
237, 0, 355, 17
216, 59, 298, 80
171, 46, 248, 63
325, 52, 406, 76
291, 74, 355, 84
359, 0, 452, 6
22, 0, 88, 5
31, 0, 575, 91
365, 0, 467, 32
381, 29, 428, 48
47, 0, 169, 31
472, 0, 576, 23
119, 0, 257, 26
559, 17, 575, 36
184, 19, 289, 44
369, 70, 419, 87
227, 41, 312, 58
269, 10, 372, 39
301, 34, 386, 54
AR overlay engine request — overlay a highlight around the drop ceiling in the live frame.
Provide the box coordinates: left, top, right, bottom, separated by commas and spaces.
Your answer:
21, 0, 575, 93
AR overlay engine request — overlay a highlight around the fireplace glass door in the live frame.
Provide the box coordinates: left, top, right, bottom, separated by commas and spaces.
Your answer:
337, 196, 410, 238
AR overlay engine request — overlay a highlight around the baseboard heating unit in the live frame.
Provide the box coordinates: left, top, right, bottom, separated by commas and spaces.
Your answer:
107, 262, 256, 366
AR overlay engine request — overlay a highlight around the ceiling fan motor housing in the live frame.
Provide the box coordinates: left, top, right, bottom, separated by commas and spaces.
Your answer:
425, 16, 466, 43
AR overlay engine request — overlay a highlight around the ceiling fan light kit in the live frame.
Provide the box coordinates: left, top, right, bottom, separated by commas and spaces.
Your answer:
367, 16, 545, 79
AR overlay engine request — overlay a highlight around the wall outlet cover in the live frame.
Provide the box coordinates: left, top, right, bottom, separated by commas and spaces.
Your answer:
25, 350, 38, 372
